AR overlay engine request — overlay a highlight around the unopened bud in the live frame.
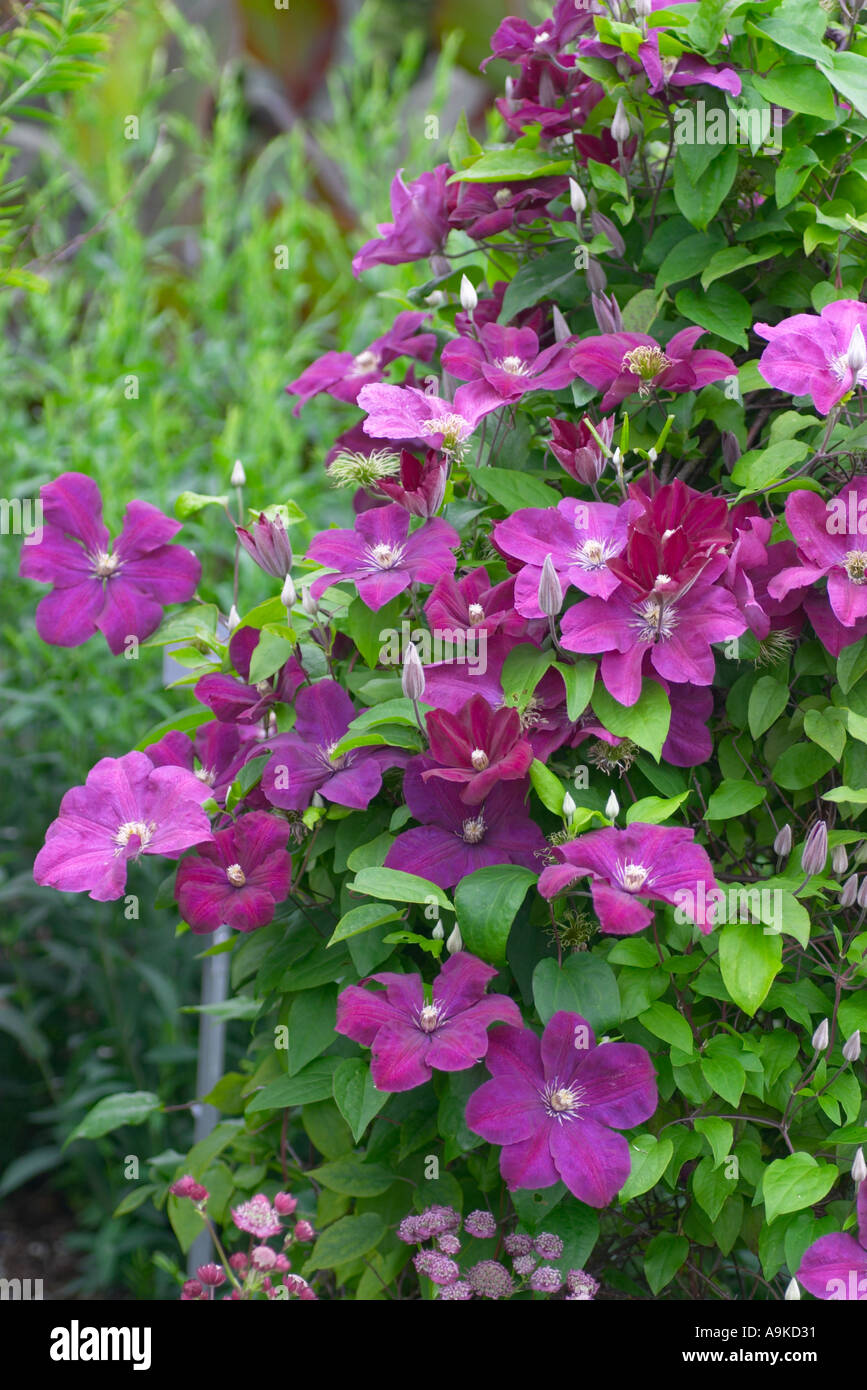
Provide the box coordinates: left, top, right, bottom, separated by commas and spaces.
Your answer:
585, 257, 607, 296
569, 178, 586, 215
432, 920, 444, 941
857, 875, 867, 908
784, 1278, 800, 1301
281, 574, 296, 609
446, 923, 463, 955
852, 1147, 867, 1183
811, 1018, 830, 1052
843, 1030, 862, 1063
832, 844, 848, 875
459, 275, 477, 313
721, 431, 740, 472
591, 291, 622, 334
301, 587, 318, 617
552, 305, 571, 343
801, 820, 828, 877
611, 99, 631, 145
854, 839, 867, 865
562, 791, 576, 821
227, 604, 240, 632
230, 459, 246, 487
841, 874, 859, 908
311, 790, 325, 809
846, 323, 867, 375
538, 553, 563, 617
402, 641, 426, 702
774, 824, 792, 857
605, 790, 619, 820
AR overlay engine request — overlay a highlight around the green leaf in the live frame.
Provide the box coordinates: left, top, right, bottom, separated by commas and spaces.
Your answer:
700, 1053, 746, 1107
348, 867, 454, 912
625, 792, 690, 825
774, 741, 836, 790
719, 923, 782, 1016
552, 660, 595, 720
447, 109, 481, 170
591, 680, 671, 761
705, 779, 767, 819
455, 864, 537, 966
246, 1059, 339, 1112
700, 244, 775, 292
823, 785, 867, 804
619, 1134, 674, 1202
673, 143, 737, 230
529, 759, 567, 815
248, 630, 296, 684
500, 248, 577, 322
333, 1059, 389, 1143
655, 232, 724, 293
732, 439, 810, 494
820, 51, 867, 119
754, 63, 835, 118
694, 1117, 734, 1168
306, 1212, 386, 1270
675, 281, 751, 349
448, 148, 571, 182
342, 594, 404, 670
644, 1233, 689, 1294
620, 287, 663, 334
67, 1091, 161, 1145
309, 1159, 395, 1197
174, 490, 229, 519
532, 954, 620, 1031
638, 1001, 694, 1054
287, 986, 337, 1076
463, 464, 560, 512
837, 639, 867, 694
328, 903, 403, 947
748, 676, 789, 739
763, 1154, 839, 1225
501, 643, 554, 711
804, 707, 847, 761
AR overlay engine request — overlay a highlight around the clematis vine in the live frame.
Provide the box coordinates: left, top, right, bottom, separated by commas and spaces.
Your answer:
286, 311, 436, 414
797, 1182, 867, 1300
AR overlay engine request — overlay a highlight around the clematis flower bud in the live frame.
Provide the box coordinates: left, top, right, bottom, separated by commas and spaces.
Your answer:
721, 431, 740, 472
774, 823, 792, 857
852, 1147, 867, 1183
552, 306, 571, 343
227, 604, 240, 633
857, 875, 867, 908
801, 821, 828, 876
843, 1030, 862, 1062
538, 553, 563, 617
832, 844, 848, 875
605, 791, 619, 820
811, 1018, 830, 1052
634, 0, 652, 15
281, 574, 296, 609
446, 923, 463, 954
301, 587, 318, 617
841, 874, 859, 907
432, 919, 444, 940
459, 275, 477, 313
586, 257, 607, 295
591, 291, 622, 334
562, 791, 576, 821
237, 512, 293, 579
784, 1278, 800, 1301
846, 324, 867, 375
402, 641, 426, 702
611, 99, 631, 145
569, 178, 586, 215
230, 459, 246, 487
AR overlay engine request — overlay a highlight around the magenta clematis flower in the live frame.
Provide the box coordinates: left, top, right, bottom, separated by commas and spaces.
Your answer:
638, 30, 741, 96
425, 567, 527, 640
352, 166, 453, 277
548, 416, 614, 485
570, 329, 736, 411
538, 824, 718, 935
571, 679, 713, 769
441, 324, 578, 407
424, 693, 534, 804
336, 951, 522, 1092
356, 381, 503, 454
34, 752, 213, 902
482, 0, 593, 68
465, 1011, 657, 1207
19, 471, 200, 655
175, 812, 292, 933
145, 722, 261, 806
450, 178, 571, 241
375, 450, 448, 518
755, 300, 867, 415
797, 1183, 867, 1301
560, 575, 745, 707
231, 1195, 283, 1238
385, 756, 546, 890
307, 503, 459, 611
768, 479, 867, 628
286, 312, 435, 415
195, 627, 306, 725
493, 498, 636, 617
262, 678, 408, 812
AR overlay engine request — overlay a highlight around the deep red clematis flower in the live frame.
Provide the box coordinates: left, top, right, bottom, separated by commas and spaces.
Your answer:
175, 812, 292, 934
608, 478, 733, 595
423, 693, 534, 804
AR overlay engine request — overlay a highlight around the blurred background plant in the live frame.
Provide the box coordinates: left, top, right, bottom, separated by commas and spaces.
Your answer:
0, 0, 525, 1297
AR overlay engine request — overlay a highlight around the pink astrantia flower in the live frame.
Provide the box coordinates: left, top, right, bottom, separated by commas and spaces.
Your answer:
286, 312, 436, 415
385, 757, 547, 890
34, 752, 213, 902
569, 329, 736, 411
352, 166, 453, 277
423, 693, 534, 804
335, 951, 522, 1092
754, 300, 867, 415
262, 678, 408, 812
231, 1194, 283, 1238
767, 479, 867, 629
175, 812, 292, 933
638, 30, 741, 97
306, 503, 459, 611
797, 1182, 867, 1300
356, 381, 503, 453
493, 498, 636, 617
466, 1011, 657, 1207
19, 471, 200, 655
195, 626, 306, 725
441, 324, 578, 407
538, 824, 718, 935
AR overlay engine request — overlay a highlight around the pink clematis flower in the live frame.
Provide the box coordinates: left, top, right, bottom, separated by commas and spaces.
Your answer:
145, 723, 261, 806
768, 479, 867, 629
755, 300, 867, 415
307, 503, 458, 611
34, 752, 213, 902
286, 312, 436, 415
357, 381, 503, 453
493, 498, 636, 617
352, 166, 453, 277
465, 1011, 657, 1207
335, 951, 522, 1092
19, 471, 200, 655
797, 1182, 867, 1300
538, 824, 719, 935
175, 812, 292, 933
638, 30, 741, 96
424, 566, 528, 640
441, 324, 578, 407
195, 627, 306, 725
548, 416, 614, 485
570, 329, 736, 411
375, 450, 448, 518
482, 0, 594, 68
609, 478, 733, 596
423, 693, 534, 804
